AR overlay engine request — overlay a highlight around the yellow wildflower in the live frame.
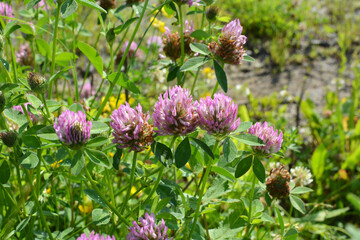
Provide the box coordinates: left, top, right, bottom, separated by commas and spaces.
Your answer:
151, 17, 166, 33
101, 94, 134, 117
78, 196, 93, 214
51, 159, 63, 168
202, 67, 214, 80
200, 91, 211, 98
46, 188, 51, 194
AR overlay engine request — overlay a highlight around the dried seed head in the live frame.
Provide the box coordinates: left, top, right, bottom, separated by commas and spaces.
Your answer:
99, 0, 116, 10
266, 164, 291, 199
0, 131, 18, 147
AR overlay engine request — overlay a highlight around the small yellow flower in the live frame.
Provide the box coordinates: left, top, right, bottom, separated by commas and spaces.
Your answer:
51, 159, 63, 168
78, 196, 93, 214
185, 163, 191, 169
101, 94, 134, 117
46, 188, 51, 194
202, 67, 214, 80
151, 17, 166, 33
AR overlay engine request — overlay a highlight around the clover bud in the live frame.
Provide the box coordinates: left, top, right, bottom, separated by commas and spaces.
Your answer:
0, 131, 18, 147
27, 72, 47, 94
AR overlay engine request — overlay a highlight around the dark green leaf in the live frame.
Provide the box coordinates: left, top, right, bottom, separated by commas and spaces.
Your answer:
190, 43, 210, 55
213, 60, 227, 92
0, 161, 10, 184
20, 152, 39, 169
78, 41, 104, 77
167, 65, 179, 82
190, 30, 211, 40
84, 148, 110, 168
107, 72, 140, 93
151, 141, 173, 167
16, 217, 31, 232
90, 121, 108, 135
47, 67, 73, 84
212, 166, 236, 182
253, 158, 265, 183
113, 148, 122, 170
180, 57, 209, 72
223, 137, 237, 162
84, 189, 106, 207
37, 126, 58, 141
0, 57, 10, 71
77, 0, 107, 13
4, 22, 21, 37
92, 208, 110, 225
86, 136, 108, 147
114, 17, 139, 34
235, 156, 252, 178
60, 0, 78, 18
72, 151, 85, 175
189, 137, 214, 159
175, 137, 191, 168
232, 134, 265, 146
290, 194, 306, 214
22, 135, 41, 148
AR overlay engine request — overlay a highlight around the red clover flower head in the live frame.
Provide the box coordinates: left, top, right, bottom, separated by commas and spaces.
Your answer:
110, 102, 154, 152
209, 19, 247, 65
153, 86, 198, 136
197, 93, 240, 137
54, 110, 92, 149
77, 231, 115, 240
248, 122, 283, 154
127, 213, 172, 240
13, 103, 37, 124
147, 36, 163, 49
15, 43, 34, 66
0, 2, 14, 18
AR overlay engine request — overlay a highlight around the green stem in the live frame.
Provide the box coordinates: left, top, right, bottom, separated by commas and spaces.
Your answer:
41, 94, 51, 120
72, 14, 79, 102
189, 140, 219, 238
178, 4, 185, 65
83, 166, 130, 226
245, 164, 257, 237
15, 163, 26, 215
20, 104, 33, 127
94, 0, 149, 120
120, 151, 138, 214
7, 37, 17, 82
201, 5, 206, 29
25, 169, 55, 240
48, 4, 61, 99
190, 68, 201, 95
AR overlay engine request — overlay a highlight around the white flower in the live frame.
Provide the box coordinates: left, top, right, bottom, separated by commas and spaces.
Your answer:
290, 166, 313, 186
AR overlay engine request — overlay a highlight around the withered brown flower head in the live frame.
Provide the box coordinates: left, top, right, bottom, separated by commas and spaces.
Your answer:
99, 0, 116, 10
266, 164, 291, 199
209, 19, 247, 65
